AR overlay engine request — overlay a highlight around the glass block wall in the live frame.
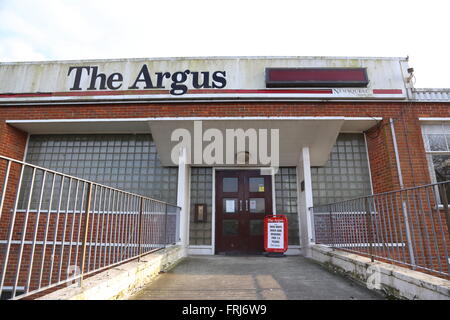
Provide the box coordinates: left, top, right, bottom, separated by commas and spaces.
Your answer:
311, 133, 372, 206
189, 167, 213, 245
20, 134, 178, 208
275, 167, 299, 245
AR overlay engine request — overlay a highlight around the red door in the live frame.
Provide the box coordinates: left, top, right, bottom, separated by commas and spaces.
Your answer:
215, 170, 273, 254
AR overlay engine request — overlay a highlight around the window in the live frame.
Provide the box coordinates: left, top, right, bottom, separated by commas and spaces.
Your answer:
422, 124, 450, 202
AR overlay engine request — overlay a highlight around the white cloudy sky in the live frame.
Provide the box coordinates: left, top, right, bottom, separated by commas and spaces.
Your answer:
0, 0, 449, 88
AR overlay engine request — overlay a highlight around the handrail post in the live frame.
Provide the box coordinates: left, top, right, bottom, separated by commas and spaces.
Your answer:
401, 197, 416, 268
438, 183, 450, 274
138, 198, 144, 261
365, 197, 374, 262
80, 182, 93, 285
439, 184, 450, 238
329, 204, 334, 250
164, 204, 168, 247
310, 207, 316, 244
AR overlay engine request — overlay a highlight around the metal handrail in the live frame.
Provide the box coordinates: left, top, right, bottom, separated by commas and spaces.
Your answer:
310, 180, 450, 278
0, 154, 176, 206
0, 155, 181, 300
309, 180, 450, 209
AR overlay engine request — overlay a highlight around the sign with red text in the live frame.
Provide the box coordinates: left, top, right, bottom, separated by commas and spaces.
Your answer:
264, 215, 288, 253
0, 57, 408, 104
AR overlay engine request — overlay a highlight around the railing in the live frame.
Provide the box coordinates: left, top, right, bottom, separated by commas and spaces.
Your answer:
0, 155, 181, 300
311, 181, 450, 278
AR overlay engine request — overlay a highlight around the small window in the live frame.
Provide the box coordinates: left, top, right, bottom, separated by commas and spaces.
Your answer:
249, 219, 264, 235
249, 198, 265, 213
222, 177, 238, 193
223, 220, 239, 235
422, 124, 450, 183
249, 177, 265, 192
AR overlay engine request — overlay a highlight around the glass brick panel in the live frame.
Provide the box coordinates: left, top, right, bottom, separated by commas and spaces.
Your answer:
274, 167, 299, 245
20, 134, 178, 209
311, 133, 372, 206
189, 167, 213, 245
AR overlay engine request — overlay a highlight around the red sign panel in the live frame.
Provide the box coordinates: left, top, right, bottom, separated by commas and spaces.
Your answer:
264, 215, 288, 253
265, 68, 369, 88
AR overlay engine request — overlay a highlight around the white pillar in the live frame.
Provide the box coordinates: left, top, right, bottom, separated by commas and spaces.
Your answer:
176, 147, 190, 251
298, 147, 314, 257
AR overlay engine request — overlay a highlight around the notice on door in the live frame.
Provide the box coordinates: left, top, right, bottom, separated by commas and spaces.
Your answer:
264, 215, 288, 253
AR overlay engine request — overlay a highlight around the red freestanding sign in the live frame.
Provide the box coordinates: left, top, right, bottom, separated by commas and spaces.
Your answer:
264, 215, 288, 253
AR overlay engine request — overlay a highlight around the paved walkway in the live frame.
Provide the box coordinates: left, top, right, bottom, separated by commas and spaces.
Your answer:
130, 255, 383, 300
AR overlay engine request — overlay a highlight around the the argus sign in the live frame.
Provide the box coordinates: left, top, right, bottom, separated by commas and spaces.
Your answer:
264, 215, 288, 253
67, 65, 227, 95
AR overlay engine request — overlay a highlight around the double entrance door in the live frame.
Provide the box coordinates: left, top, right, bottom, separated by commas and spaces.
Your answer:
215, 170, 273, 255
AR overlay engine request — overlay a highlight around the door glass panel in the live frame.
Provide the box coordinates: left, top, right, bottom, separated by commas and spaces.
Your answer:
250, 219, 264, 235
223, 220, 239, 235
249, 177, 265, 192
249, 198, 265, 213
223, 177, 238, 192
223, 198, 238, 213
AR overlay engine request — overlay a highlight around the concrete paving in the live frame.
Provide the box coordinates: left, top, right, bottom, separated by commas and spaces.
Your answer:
130, 255, 384, 300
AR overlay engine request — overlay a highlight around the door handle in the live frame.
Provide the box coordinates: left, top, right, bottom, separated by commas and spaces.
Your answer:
246, 200, 248, 212
239, 200, 242, 212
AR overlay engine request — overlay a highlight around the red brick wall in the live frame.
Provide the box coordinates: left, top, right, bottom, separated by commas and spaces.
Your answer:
363, 104, 435, 193
1, 101, 449, 291
0, 123, 29, 293
1, 101, 448, 191
0, 121, 27, 160
365, 119, 399, 193
392, 106, 431, 187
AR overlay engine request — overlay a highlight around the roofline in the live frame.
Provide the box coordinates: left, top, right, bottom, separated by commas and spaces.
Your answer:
0, 55, 409, 66
413, 88, 450, 91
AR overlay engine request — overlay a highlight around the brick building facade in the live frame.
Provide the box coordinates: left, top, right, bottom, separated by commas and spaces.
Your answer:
0, 56, 449, 297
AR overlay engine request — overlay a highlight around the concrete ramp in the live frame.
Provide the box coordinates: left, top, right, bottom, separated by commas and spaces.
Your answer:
130, 255, 382, 300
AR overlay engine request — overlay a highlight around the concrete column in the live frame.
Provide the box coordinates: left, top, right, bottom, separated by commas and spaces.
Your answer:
176, 147, 190, 250
297, 146, 314, 257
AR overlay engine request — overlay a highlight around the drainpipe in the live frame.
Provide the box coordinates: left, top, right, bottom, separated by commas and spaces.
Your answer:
390, 118, 416, 267
390, 118, 404, 189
